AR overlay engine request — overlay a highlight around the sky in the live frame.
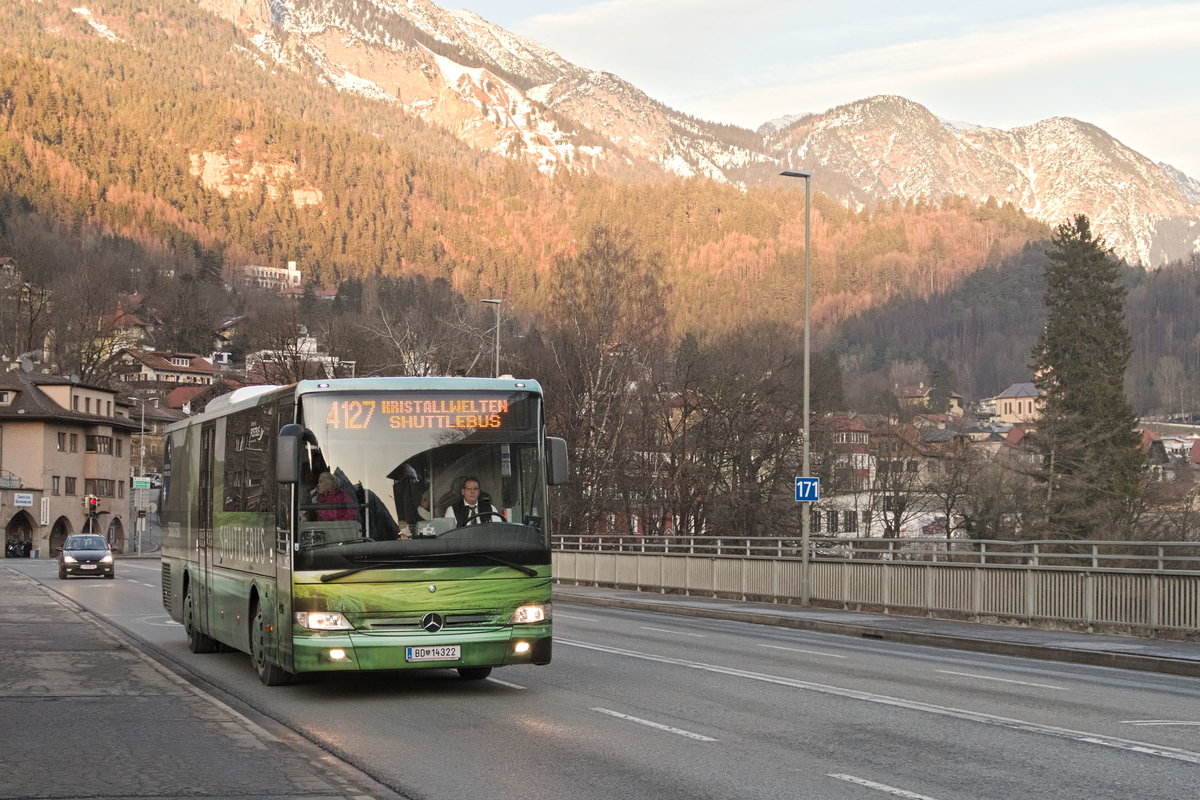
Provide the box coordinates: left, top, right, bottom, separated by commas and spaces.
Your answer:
455, 1, 1200, 179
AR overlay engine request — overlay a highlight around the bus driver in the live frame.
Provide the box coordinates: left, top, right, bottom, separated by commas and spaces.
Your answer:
443, 477, 501, 526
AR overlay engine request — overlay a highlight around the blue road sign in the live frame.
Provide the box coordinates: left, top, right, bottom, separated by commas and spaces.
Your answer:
795, 477, 820, 502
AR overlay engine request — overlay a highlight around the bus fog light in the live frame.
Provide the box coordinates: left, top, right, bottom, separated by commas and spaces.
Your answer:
509, 603, 551, 624
328, 648, 349, 661
295, 611, 354, 631
513, 641, 531, 655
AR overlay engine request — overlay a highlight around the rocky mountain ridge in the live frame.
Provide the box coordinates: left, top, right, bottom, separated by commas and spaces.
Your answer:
184, 1, 1200, 264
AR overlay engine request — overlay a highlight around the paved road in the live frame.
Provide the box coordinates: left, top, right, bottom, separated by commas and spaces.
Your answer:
13, 557, 1200, 800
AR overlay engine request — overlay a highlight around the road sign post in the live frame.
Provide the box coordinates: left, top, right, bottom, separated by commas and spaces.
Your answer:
794, 477, 820, 503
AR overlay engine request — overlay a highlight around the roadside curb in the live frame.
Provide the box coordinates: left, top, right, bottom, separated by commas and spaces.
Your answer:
553, 589, 1200, 679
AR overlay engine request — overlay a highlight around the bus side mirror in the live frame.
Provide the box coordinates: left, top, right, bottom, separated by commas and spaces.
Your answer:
546, 436, 569, 486
277, 424, 305, 484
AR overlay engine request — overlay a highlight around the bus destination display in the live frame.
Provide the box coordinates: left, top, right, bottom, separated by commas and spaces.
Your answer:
314, 394, 528, 432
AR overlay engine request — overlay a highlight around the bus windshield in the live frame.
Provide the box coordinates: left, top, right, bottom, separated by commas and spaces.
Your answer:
293, 390, 548, 570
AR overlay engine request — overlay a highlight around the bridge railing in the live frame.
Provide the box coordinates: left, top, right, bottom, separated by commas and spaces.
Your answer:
551, 535, 1200, 635
553, 535, 1200, 572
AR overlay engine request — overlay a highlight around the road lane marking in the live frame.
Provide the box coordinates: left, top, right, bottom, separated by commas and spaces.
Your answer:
936, 669, 1065, 690
554, 613, 599, 621
1124, 720, 1200, 726
560, 638, 1200, 765
487, 677, 526, 690
640, 626, 705, 637
590, 708, 716, 741
829, 774, 941, 799
760, 643, 846, 659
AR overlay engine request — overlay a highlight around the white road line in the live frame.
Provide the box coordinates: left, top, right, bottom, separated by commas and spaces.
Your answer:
936, 669, 1065, 690
760, 643, 846, 659
1124, 720, 1200, 727
554, 613, 599, 621
487, 677, 526, 690
559, 638, 1200, 766
640, 626, 705, 637
829, 774, 941, 799
590, 708, 716, 741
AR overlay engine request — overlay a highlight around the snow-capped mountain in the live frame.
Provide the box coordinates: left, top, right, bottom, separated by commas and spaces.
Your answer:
768, 96, 1200, 265
199, 0, 1198, 266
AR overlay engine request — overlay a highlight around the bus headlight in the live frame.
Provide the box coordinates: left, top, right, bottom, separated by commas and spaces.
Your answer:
294, 611, 354, 631
509, 603, 551, 624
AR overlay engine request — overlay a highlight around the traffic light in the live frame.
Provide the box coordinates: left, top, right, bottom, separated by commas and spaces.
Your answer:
86, 495, 99, 518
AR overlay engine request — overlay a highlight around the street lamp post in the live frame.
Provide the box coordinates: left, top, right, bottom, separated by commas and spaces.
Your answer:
480, 299, 502, 377
136, 397, 145, 555
781, 170, 812, 605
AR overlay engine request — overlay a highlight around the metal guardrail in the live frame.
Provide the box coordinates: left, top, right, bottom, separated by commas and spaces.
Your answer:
552, 535, 1200, 573
552, 535, 1200, 634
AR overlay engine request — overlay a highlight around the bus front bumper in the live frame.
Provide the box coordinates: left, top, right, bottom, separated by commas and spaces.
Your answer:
292, 625, 552, 673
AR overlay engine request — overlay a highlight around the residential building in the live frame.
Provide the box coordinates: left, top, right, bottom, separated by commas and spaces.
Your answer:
114, 349, 220, 386
0, 370, 138, 557
895, 383, 965, 416
238, 261, 302, 291
993, 382, 1044, 425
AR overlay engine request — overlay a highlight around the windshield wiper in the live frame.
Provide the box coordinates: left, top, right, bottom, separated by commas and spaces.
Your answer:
464, 551, 538, 577
318, 550, 539, 582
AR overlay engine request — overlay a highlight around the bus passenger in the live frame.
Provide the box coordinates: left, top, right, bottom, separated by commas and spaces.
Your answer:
313, 471, 357, 521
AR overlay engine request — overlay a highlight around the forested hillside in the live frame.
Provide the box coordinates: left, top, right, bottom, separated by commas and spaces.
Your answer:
831, 246, 1200, 414
0, 0, 1045, 341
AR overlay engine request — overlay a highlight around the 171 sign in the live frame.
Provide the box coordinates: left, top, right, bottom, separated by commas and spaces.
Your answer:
794, 477, 820, 502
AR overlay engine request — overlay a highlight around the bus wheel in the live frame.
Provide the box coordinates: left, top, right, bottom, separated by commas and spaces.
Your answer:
457, 667, 492, 681
250, 602, 293, 686
184, 584, 217, 654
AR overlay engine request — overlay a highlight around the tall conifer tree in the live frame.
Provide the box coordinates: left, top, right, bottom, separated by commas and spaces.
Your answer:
1031, 216, 1142, 538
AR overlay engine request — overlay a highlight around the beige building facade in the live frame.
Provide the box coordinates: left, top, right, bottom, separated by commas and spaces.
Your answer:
0, 371, 138, 559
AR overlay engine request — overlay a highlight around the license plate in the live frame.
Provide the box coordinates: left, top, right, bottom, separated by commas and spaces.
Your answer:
80, 564, 97, 570
405, 645, 460, 662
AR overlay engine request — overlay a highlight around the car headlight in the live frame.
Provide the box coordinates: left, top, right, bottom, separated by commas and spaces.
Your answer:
62, 554, 77, 564
294, 611, 354, 631
101, 554, 113, 564
509, 603, 551, 624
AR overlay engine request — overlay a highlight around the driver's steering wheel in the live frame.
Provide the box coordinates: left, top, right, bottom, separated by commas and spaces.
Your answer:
462, 509, 507, 525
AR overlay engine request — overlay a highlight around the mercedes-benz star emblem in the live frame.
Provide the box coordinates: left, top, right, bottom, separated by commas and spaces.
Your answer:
420, 612, 445, 633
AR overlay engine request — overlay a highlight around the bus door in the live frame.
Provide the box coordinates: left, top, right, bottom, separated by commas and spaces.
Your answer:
273, 401, 296, 670
196, 422, 216, 635
274, 471, 295, 669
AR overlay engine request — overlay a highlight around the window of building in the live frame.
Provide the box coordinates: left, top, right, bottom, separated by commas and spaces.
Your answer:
826, 510, 839, 533
0, 391, 9, 404
118, 481, 124, 499
72, 396, 79, 411
861, 510, 872, 532
69, 434, 78, 452
84, 479, 116, 498
51, 476, 60, 495
65, 477, 76, 495
86, 435, 113, 454
115, 438, 123, 458
843, 510, 858, 532
57, 432, 66, 451
810, 508, 821, 533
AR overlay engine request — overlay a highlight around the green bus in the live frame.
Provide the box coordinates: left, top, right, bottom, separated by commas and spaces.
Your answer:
160, 377, 568, 685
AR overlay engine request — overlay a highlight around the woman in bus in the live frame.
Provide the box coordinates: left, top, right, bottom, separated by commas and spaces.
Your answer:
313, 471, 357, 521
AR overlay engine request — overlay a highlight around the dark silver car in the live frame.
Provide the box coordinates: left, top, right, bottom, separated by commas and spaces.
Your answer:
58, 535, 115, 579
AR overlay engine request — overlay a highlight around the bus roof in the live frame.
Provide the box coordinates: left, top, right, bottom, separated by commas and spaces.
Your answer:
165, 376, 544, 433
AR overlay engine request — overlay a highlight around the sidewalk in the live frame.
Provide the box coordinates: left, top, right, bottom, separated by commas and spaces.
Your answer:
553, 583, 1200, 678
0, 565, 398, 800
